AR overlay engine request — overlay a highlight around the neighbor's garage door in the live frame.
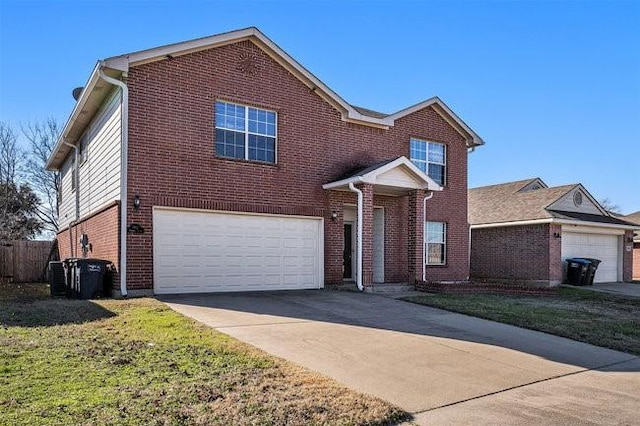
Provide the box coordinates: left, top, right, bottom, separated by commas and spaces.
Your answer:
561, 231, 620, 283
153, 208, 323, 294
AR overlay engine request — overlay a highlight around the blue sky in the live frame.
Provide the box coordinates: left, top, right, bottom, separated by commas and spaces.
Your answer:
1, 0, 639, 213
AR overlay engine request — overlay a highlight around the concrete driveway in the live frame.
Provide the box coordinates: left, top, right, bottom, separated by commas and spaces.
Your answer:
162, 290, 640, 425
563, 282, 640, 298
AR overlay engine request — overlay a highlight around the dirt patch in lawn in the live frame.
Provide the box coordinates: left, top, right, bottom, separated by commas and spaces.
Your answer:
404, 286, 640, 356
1, 283, 408, 425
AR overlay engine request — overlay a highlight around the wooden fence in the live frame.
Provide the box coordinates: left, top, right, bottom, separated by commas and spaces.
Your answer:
0, 240, 54, 283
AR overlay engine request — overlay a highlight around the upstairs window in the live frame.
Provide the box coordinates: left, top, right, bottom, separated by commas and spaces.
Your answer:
410, 138, 446, 186
215, 101, 277, 163
425, 221, 446, 265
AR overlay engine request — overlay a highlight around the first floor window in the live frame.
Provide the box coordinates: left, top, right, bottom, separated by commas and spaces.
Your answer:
425, 221, 446, 265
215, 101, 277, 163
410, 138, 446, 186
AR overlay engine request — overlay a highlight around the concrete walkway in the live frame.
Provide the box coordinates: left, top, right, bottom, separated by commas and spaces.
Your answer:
161, 290, 640, 425
563, 281, 640, 298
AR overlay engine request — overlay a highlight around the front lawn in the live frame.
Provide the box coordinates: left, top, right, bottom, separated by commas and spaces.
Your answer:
404, 287, 640, 355
0, 282, 408, 425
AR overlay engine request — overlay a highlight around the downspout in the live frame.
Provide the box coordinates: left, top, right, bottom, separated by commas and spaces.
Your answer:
98, 66, 128, 298
348, 182, 364, 291
467, 142, 476, 279
62, 141, 79, 257
422, 191, 434, 282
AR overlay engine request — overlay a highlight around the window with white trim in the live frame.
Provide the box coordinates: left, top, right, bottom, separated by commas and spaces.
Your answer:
215, 101, 277, 163
410, 138, 446, 186
425, 221, 446, 265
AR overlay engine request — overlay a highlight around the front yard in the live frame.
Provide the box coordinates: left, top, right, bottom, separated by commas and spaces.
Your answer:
0, 282, 407, 425
404, 287, 640, 355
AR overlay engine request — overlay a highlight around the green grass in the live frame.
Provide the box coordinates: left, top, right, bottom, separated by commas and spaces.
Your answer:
0, 282, 408, 425
404, 287, 640, 355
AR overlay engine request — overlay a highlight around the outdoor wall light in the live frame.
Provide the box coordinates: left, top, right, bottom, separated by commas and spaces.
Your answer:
553, 232, 561, 238
133, 194, 141, 211
331, 210, 338, 221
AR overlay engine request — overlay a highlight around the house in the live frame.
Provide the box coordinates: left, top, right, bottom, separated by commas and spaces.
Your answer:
46, 27, 483, 297
623, 211, 640, 279
468, 178, 637, 285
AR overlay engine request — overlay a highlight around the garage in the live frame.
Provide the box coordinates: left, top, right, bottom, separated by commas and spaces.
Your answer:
153, 208, 324, 294
561, 230, 620, 283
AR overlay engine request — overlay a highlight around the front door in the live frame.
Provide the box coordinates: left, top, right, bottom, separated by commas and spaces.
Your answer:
343, 223, 353, 279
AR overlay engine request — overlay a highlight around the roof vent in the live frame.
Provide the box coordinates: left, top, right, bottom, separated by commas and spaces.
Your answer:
72, 87, 84, 101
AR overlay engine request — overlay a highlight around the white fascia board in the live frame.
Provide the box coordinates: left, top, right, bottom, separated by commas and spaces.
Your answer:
322, 176, 363, 190
387, 97, 484, 147
470, 218, 554, 229
46, 62, 102, 170
362, 156, 443, 191
554, 219, 639, 231
471, 217, 639, 232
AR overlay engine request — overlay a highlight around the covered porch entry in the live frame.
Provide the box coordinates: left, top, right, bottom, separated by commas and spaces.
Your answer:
323, 156, 442, 290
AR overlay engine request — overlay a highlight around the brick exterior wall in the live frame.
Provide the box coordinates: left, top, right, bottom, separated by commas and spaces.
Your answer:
121, 39, 471, 291
623, 231, 634, 281
471, 224, 632, 285
470, 224, 558, 285
633, 242, 640, 280
57, 202, 120, 288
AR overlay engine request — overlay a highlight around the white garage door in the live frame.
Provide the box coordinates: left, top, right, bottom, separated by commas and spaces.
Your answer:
153, 208, 323, 294
561, 232, 620, 283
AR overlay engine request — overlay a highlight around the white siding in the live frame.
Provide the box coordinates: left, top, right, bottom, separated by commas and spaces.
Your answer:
548, 189, 601, 215
58, 89, 122, 229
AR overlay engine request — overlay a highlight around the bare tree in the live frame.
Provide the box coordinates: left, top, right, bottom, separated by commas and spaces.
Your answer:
0, 122, 21, 185
599, 198, 621, 215
22, 118, 61, 235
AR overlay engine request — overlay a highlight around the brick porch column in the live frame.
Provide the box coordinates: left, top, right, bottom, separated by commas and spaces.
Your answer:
408, 189, 425, 284
359, 183, 374, 288
324, 192, 344, 285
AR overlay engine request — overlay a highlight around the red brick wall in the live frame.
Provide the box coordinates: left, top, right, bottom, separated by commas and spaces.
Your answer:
471, 224, 554, 283
623, 231, 634, 281
633, 242, 640, 280
125, 40, 471, 290
57, 203, 120, 288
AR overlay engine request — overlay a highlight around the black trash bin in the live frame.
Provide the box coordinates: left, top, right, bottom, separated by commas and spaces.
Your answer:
62, 258, 78, 298
62, 258, 111, 299
581, 258, 601, 285
566, 258, 590, 285
48, 261, 66, 297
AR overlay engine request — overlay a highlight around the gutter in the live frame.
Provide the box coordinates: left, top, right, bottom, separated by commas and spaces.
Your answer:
62, 141, 80, 257
470, 218, 639, 231
422, 191, 434, 282
97, 66, 129, 298
348, 182, 364, 291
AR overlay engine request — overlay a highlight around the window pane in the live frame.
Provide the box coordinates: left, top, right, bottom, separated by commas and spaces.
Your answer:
428, 142, 445, 164
248, 134, 276, 163
216, 102, 245, 131
428, 164, 445, 186
216, 129, 245, 159
410, 138, 427, 161
427, 244, 445, 264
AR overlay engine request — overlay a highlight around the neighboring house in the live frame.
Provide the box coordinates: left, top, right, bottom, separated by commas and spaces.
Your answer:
468, 178, 637, 285
46, 27, 483, 296
623, 211, 640, 279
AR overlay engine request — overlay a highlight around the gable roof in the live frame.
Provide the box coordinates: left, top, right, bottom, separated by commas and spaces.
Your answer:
469, 179, 576, 224
469, 178, 637, 230
322, 156, 443, 196
624, 210, 640, 225
46, 27, 483, 170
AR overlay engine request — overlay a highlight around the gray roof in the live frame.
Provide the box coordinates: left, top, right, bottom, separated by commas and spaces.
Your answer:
350, 105, 388, 119
624, 210, 640, 225
468, 178, 575, 224
469, 178, 638, 227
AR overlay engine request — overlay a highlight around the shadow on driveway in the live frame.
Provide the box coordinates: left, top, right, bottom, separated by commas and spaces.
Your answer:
160, 289, 638, 372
